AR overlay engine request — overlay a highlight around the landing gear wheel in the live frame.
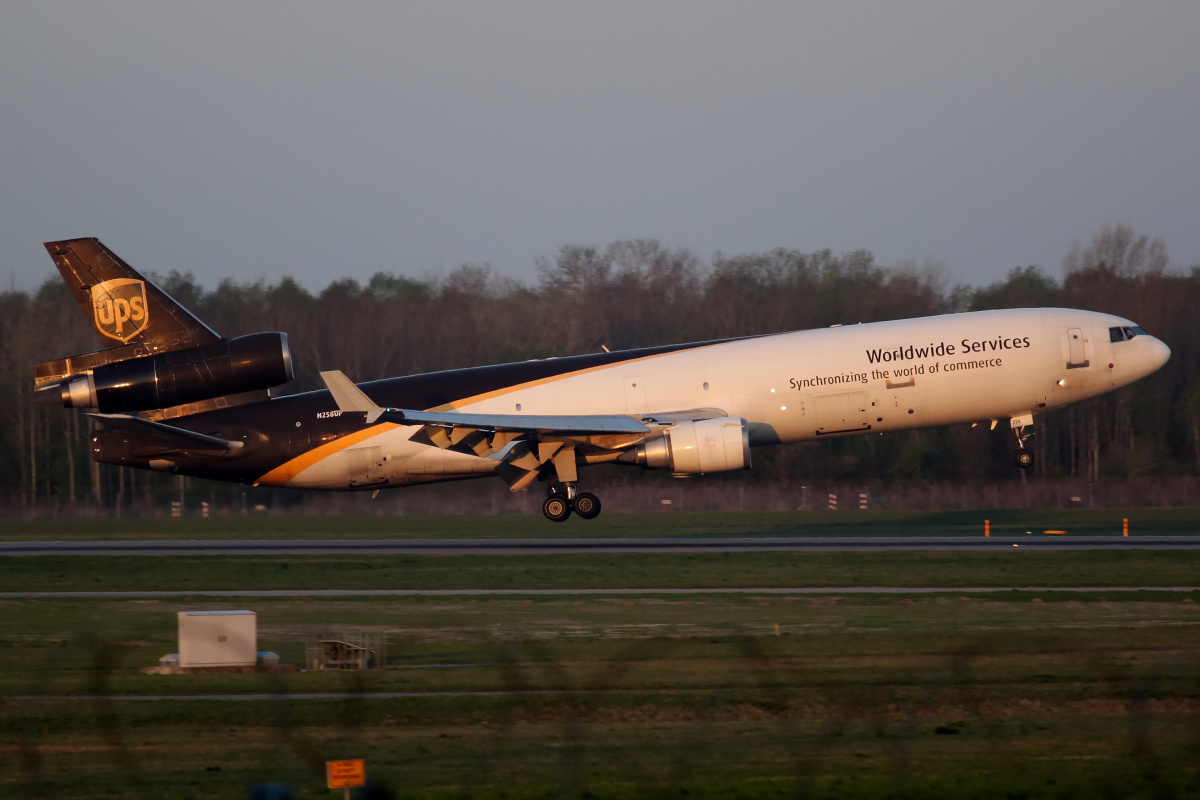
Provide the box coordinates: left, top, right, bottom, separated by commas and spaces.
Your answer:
573, 492, 602, 520
543, 494, 573, 522
1015, 450, 1034, 469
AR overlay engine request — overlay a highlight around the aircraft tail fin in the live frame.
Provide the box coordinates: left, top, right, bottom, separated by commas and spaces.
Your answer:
44, 238, 222, 353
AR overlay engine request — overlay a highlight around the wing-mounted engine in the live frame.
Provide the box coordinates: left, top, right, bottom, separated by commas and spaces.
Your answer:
35, 332, 293, 414
625, 417, 752, 475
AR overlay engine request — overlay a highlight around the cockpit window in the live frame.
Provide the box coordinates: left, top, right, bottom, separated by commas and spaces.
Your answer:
1111, 325, 1150, 342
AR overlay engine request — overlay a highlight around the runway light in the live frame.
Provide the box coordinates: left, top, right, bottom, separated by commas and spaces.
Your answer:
1013, 544, 1019, 547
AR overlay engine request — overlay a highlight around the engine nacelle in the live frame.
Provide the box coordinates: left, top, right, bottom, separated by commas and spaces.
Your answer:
53, 332, 293, 413
632, 417, 751, 475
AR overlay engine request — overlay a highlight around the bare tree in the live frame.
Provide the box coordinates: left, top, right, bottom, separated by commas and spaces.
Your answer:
1063, 222, 1168, 277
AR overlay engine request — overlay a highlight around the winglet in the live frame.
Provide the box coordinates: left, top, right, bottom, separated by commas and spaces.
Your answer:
320, 370, 386, 424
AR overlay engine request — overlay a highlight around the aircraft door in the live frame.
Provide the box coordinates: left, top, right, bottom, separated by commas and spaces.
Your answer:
1064, 328, 1090, 369
346, 446, 386, 487
815, 391, 869, 434
624, 377, 646, 412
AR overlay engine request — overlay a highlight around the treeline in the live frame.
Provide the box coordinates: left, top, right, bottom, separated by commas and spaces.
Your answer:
3, 224, 1197, 514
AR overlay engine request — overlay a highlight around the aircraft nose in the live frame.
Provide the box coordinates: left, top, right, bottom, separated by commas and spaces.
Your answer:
1149, 337, 1171, 371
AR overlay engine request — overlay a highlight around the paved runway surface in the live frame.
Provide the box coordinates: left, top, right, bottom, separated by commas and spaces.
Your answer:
11, 690, 590, 702
2, 536, 1199, 556
2, 586, 1197, 599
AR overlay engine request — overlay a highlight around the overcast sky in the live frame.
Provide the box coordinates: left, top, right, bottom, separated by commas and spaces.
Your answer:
3, 2, 1198, 295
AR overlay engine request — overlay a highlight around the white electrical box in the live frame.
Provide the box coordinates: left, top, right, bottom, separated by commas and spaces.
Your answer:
178, 610, 257, 668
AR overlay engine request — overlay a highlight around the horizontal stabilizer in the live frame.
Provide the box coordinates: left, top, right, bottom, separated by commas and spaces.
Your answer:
88, 413, 244, 455
35, 343, 148, 390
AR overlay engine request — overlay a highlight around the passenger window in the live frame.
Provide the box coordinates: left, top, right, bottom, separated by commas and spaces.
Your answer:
1109, 327, 1126, 342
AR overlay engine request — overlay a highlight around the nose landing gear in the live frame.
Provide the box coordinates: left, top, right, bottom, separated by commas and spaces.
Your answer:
1011, 413, 1035, 469
542, 482, 604, 522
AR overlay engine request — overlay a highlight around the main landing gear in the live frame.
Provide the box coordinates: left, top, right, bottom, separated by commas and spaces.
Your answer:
1011, 414, 1035, 469
542, 482, 603, 522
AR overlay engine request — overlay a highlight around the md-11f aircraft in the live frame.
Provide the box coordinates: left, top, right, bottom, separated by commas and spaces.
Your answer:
35, 238, 1170, 521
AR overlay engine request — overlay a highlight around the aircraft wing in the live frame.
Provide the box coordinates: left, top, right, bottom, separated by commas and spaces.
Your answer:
383, 408, 649, 434
639, 409, 729, 425
319, 370, 650, 435
88, 413, 245, 456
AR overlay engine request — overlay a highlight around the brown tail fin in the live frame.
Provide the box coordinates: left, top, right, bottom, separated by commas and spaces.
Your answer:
44, 238, 221, 353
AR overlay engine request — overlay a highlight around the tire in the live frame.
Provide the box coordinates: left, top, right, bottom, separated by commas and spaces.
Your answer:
1015, 450, 1034, 469
542, 494, 572, 522
573, 492, 602, 520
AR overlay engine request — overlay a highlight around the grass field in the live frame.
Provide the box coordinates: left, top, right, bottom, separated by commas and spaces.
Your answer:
2, 512, 1199, 798
4, 591, 1199, 798
5, 550, 1200, 593
1, 507, 1196, 540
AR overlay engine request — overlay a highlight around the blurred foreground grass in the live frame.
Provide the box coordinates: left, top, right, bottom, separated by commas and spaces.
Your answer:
3, 589, 1199, 798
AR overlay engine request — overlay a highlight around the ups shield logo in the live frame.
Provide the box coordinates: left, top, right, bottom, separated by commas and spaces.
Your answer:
90, 279, 148, 343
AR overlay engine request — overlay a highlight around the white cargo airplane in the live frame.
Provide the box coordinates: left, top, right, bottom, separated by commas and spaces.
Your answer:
36, 239, 1170, 520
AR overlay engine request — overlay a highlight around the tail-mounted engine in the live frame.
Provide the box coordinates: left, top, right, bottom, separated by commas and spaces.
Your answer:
630, 417, 751, 475
37, 332, 293, 414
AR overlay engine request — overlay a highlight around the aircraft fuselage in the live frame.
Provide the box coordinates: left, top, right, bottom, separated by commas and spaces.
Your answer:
91, 307, 1169, 490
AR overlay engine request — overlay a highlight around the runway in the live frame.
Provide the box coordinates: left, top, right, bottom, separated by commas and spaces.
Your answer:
11, 690, 591, 702
2, 535, 1200, 556
1, 586, 1197, 599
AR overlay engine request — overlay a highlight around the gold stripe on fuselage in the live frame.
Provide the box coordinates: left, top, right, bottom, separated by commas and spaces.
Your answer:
254, 422, 400, 486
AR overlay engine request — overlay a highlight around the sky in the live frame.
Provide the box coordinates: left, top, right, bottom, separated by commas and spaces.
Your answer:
2, 2, 1198, 295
